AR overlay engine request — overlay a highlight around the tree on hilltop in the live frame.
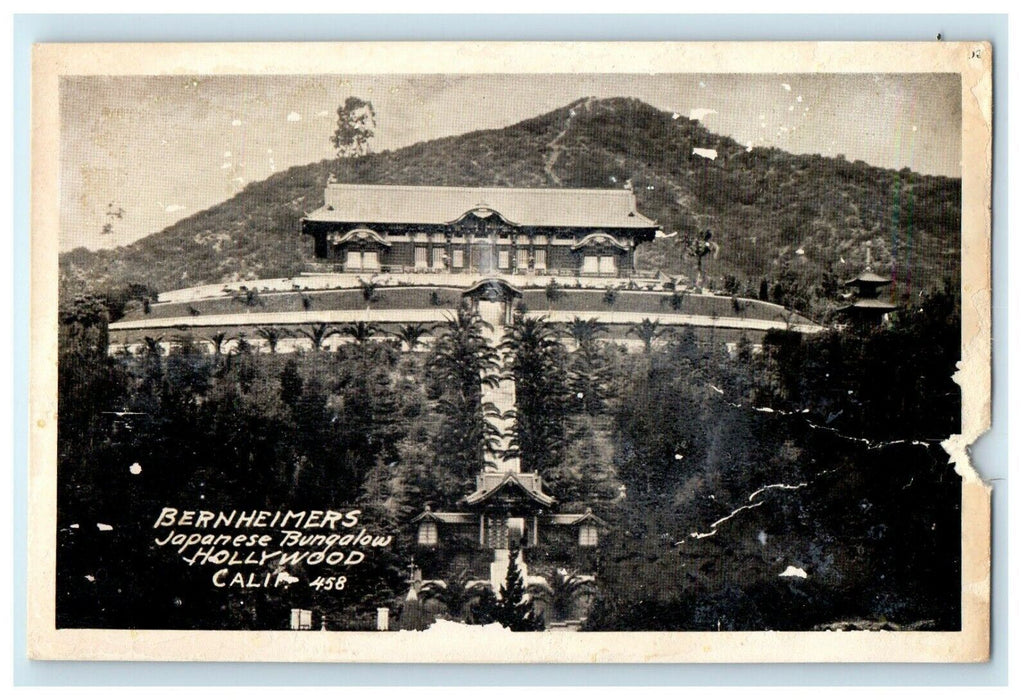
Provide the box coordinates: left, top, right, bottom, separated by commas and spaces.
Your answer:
332, 97, 377, 159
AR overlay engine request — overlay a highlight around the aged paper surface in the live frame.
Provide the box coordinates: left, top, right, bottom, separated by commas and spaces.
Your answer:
29, 41, 991, 662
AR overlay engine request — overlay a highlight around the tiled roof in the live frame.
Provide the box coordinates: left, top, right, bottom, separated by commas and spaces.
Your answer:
460, 471, 556, 508
544, 511, 607, 527
411, 510, 477, 525
844, 270, 892, 286
303, 184, 659, 229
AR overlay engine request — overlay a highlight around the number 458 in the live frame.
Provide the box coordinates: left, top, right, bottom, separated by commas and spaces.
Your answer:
310, 576, 347, 591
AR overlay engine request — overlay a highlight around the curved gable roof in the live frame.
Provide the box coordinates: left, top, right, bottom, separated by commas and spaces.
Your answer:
327, 228, 392, 247
462, 278, 523, 300
460, 471, 556, 508
570, 232, 631, 251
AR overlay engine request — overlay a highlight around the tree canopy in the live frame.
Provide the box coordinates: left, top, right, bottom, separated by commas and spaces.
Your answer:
332, 97, 377, 159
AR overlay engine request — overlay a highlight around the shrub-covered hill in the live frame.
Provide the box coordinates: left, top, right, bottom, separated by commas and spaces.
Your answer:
60, 97, 960, 301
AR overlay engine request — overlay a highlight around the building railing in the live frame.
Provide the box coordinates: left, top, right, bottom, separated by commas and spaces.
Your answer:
305, 262, 652, 279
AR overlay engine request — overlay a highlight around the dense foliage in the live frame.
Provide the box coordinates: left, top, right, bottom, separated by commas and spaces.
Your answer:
425, 302, 503, 501
57, 279, 962, 630
501, 313, 572, 483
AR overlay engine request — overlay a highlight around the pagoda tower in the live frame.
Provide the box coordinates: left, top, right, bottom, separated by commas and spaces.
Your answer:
838, 246, 897, 328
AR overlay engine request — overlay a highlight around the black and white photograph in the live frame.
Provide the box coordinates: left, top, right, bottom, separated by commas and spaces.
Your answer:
29, 41, 992, 662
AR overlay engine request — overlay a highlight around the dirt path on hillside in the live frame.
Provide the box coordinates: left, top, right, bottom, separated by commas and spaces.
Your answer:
544, 97, 595, 186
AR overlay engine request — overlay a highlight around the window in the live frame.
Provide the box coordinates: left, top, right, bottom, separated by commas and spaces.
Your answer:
582, 255, 599, 274
599, 255, 617, 275
290, 608, 313, 630
516, 247, 529, 269
362, 250, 379, 270
578, 524, 599, 547
485, 517, 509, 549
452, 249, 464, 268
432, 247, 447, 269
534, 248, 547, 270
417, 521, 438, 546
414, 246, 428, 268
498, 249, 510, 269
345, 250, 362, 270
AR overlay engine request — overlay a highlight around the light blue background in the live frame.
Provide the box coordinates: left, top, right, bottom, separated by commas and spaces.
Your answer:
12, 13, 1008, 686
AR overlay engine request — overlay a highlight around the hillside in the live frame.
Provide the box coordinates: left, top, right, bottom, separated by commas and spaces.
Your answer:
59, 97, 961, 301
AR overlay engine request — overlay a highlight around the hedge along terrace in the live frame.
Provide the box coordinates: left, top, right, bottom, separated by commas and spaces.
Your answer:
120, 286, 468, 322
122, 285, 809, 327
524, 289, 806, 323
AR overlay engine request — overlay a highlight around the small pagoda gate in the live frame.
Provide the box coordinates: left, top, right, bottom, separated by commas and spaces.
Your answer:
412, 473, 605, 553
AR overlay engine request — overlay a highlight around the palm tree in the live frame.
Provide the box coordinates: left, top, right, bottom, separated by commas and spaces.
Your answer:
231, 287, 264, 312
393, 323, 431, 352
684, 229, 719, 288
231, 333, 253, 355
417, 568, 493, 622
565, 317, 607, 350
256, 326, 292, 354
207, 331, 228, 356
298, 323, 339, 352
339, 321, 378, 345
546, 568, 598, 621
141, 335, 164, 357
358, 278, 379, 310
628, 318, 664, 353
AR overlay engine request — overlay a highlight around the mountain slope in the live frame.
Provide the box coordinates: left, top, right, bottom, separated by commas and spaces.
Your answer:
60, 97, 961, 301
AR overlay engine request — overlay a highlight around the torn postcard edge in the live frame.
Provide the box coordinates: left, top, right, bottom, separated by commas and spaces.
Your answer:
27, 41, 992, 662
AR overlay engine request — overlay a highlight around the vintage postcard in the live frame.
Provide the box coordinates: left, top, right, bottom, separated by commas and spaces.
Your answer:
28, 41, 992, 662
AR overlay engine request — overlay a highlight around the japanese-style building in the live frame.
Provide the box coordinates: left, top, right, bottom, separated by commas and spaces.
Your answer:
106, 183, 824, 360
411, 473, 606, 554
839, 269, 897, 327
301, 184, 659, 278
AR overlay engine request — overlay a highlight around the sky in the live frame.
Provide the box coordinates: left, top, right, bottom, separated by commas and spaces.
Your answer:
60, 73, 961, 252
